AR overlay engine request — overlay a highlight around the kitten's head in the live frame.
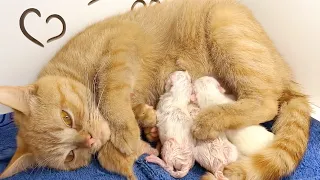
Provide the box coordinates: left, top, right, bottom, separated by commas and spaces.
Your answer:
164, 71, 192, 92
0, 76, 110, 178
192, 76, 225, 107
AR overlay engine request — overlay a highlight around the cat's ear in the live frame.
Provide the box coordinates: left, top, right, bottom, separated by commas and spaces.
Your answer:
0, 85, 36, 115
0, 137, 36, 178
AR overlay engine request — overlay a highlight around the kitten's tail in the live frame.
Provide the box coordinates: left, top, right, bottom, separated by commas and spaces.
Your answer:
224, 81, 311, 180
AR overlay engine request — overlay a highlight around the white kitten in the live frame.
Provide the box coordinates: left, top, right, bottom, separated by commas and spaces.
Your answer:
193, 76, 274, 157
145, 71, 195, 178
192, 77, 238, 179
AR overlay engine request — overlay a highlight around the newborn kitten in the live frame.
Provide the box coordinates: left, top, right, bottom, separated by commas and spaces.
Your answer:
193, 76, 274, 157
192, 77, 238, 180
193, 76, 275, 180
145, 71, 195, 178
225, 126, 274, 157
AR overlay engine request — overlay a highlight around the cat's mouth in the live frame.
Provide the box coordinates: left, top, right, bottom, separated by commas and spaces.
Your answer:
89, 133, 106, 154
90, 139, 102, 154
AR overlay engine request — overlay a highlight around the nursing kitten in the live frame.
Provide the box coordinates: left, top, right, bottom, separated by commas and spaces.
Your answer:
0, 0, 311, 179
193, 76, 275, 157
146, 71, 195, 178
192, 76, 238, 180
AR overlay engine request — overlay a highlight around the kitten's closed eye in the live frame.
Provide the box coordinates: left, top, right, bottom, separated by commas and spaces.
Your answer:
61, 110, 73, 127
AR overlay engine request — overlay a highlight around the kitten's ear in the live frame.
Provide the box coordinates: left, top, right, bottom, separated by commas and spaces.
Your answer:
164, 78, 172, 92
0, 138, 35, 178
0, 85, 36, 115
217, 85, 226, 94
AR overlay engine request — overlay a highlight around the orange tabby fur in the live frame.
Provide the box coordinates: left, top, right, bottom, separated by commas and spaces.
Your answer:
133, 103, 160, 142
0, 0, 311, 179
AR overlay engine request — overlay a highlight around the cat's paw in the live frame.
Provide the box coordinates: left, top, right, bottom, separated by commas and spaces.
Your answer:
133, 104, 157, 127
110, 122, 140, 155
192, 111, 220, 140
223, 162, 246, 180
140, 141, 159, 156
144, 126, 159, 142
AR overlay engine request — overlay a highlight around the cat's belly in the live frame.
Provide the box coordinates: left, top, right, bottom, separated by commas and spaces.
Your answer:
131, 55, 210, 106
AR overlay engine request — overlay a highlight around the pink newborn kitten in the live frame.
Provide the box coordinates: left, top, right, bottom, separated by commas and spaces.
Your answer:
145, 71, 195, 178
192, 76, 238, 180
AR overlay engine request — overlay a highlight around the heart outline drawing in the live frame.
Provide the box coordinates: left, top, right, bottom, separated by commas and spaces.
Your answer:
88, 0, 100, 6
19, 8, 66, 48
131, 0, 160, 10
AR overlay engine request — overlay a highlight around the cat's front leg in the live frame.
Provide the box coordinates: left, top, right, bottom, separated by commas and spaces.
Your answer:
98, 141, 137, 180
132, 103, 157, 127
97, 53, 141, 155
132, 103, 159, 142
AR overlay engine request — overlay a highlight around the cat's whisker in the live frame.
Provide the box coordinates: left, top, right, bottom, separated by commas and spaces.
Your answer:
31, 156, 54, 176
96, 83, 108, 111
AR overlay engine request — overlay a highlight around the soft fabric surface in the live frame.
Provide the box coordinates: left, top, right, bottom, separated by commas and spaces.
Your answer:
0, 113, 319, 180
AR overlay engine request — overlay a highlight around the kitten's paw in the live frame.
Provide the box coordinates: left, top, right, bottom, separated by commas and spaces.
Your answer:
133, 104, 157, 127
110, 123, 140, 155
145, 154, 164, 165
140, 141, 159, 156
144, 127, 159, 142
223, 162, 246, 180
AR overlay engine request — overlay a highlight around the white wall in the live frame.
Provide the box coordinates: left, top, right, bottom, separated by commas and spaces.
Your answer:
0, 0, 319, 114
240, 0, 320, 108
0, 0, 147, 114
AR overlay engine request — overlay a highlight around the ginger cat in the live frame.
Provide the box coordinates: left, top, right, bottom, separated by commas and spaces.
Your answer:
0, 0, 311, 179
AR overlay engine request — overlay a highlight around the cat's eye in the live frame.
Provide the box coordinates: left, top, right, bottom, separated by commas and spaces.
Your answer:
61, 110, 73, 127
65, 150, 74, 162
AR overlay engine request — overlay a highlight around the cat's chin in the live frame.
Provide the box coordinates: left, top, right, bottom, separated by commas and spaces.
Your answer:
90, 139, 103, 154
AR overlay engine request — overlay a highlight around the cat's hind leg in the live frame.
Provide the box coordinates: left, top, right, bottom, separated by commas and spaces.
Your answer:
193, 1, 279, 142
193, 1, 310, 180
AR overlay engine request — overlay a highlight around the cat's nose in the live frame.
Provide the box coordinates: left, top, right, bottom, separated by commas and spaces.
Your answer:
83, 133, 96, 148
77, 132, 96, 148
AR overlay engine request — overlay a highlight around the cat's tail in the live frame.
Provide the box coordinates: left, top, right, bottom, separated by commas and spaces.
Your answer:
224, 81, 311, 180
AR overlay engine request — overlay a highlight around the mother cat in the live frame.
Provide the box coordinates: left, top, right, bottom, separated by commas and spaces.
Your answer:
0, 0, 311, 179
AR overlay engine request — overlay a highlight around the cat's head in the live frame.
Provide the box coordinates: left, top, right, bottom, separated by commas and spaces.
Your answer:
0, 76, 110, 178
